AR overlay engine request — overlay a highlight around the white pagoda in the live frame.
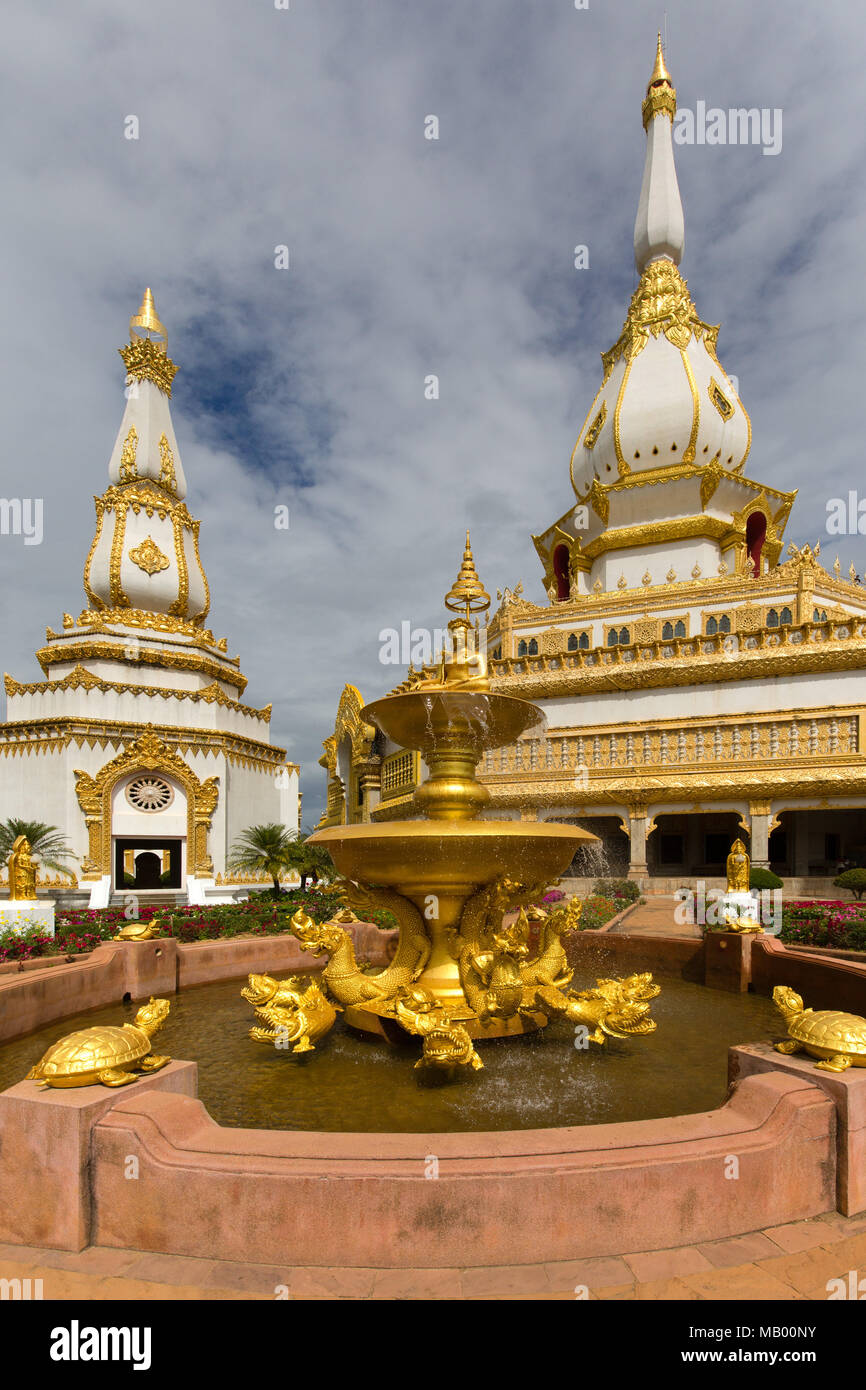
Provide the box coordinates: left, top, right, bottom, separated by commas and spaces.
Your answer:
1, 291, 299, 906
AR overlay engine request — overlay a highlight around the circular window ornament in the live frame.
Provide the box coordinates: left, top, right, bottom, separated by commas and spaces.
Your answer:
125, 776, 174, 812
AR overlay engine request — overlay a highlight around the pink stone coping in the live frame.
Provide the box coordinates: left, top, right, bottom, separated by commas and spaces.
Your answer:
81, 1064, 834, 1267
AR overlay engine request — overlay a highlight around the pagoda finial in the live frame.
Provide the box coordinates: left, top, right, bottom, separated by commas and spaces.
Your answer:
642, 32, 677, 130
130, 287, 166, 343
648, 32, 671, 88
444, 531, 491, 627
120, 289, 178, 396
634, 33, 684, 271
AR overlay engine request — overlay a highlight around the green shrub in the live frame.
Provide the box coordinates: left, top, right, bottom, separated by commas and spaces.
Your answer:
834, 868, 866, 901
592, 878, 640, 904
749, 867, 783, 890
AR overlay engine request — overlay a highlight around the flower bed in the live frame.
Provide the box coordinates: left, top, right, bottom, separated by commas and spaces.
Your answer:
575, 895, 619, 931
0, 888, 399, 961
779, 900, 866, 952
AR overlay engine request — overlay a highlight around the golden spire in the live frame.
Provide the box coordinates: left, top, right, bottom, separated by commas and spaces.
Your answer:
129, 287, 166, 342
120, 288, 178, 396
648, 31, 671, 88
444, 531, 491, 626
642, 32, 677, 129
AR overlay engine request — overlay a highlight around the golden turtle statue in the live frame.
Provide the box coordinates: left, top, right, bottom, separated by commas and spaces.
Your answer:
25, 997, 171, 1088
773, 986, 866, 1072
114, 920, 159, 941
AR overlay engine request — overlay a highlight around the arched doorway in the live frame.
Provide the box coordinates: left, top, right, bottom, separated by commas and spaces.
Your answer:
745, 512, 767, 576
553, 545, 571, 601
111, 773, 187, 892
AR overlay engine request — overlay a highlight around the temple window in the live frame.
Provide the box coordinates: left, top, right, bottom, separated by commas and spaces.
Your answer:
767, 609, 779, 627
579, 632, 589, 649
780, 606, 792, 625
662, 621, 673, 639
552, 545, 571, 601
745, 511, 767, 575
706, 613, 731, 636
527, 638, 538, 656
567, 633, 578, 651
674, 619, 686, 637
813, 607, 828, 622
517, 640, 527, 657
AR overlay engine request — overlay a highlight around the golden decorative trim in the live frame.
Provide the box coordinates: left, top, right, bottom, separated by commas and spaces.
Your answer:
108, 499, 129, 607
700, 453, 723, 510
489, 619, 866, 697
158, 433, 177, 494
128, 535, 170, 576
0, 715, 286, 765
588, 478, 609, 525
83, 498, 106, 610
5, 665, 271, 720
708, 377, 734, 421
119, 426, 139, 481
169, 510, 189, 617
189, 519, 210, 624
642, 86, 677, 129
583, 402, 607, 450
601, 261, 715, 381
612, 356, 633, 475
119, 339, 178, 396
65, 608, 229, 648
35, 638, 247, 692
680, 349, 699, 463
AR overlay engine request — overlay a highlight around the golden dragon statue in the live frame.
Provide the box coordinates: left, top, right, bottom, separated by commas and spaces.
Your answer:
387, 987, 483, 1072
241, 973, 338, 1052
289, 884, 430, 1007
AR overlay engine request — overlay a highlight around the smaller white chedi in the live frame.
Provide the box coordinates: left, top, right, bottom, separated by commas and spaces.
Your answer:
1, 291, 300, 908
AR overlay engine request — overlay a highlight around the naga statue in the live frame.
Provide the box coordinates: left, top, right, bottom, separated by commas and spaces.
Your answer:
389, 987, 483, 1072
289, 886, 430, 1006
241, 973, 338, 1053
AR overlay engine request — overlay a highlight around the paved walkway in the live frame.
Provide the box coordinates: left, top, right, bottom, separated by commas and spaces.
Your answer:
3, 1211, 865, 1300
609, 896, 700, 938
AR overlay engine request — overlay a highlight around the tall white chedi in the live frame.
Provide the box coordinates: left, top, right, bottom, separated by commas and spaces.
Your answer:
1, 291, 299, 908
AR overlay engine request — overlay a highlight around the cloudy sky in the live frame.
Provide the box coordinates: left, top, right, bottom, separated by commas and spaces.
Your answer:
2, 0, 865, 824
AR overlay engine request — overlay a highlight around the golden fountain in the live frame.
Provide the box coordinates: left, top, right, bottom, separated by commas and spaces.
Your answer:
247, 537, 659, 1073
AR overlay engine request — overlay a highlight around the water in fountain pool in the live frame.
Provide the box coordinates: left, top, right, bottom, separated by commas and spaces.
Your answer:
0, 974, 780, 1133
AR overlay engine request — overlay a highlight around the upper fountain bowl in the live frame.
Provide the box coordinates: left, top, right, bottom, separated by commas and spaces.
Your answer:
362, 689, 543, 758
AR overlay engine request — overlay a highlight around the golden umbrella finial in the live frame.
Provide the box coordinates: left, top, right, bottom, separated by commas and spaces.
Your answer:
444, 530, 491, 626
130, 287, 166, 343
642, 31, 676, 129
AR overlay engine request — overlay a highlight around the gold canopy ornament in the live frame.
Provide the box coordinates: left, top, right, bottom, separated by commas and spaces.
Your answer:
444, 531, 491, 626
119, 288, 178, 397
642, 32, 677, 130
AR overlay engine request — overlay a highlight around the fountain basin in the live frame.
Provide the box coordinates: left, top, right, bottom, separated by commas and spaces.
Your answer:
310, 819, 595, 1021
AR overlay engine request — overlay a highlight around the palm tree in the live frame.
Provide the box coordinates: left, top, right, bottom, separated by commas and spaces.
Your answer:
228, 823, 299, 896
287, 829, 335, 891
0, 819, 77, 878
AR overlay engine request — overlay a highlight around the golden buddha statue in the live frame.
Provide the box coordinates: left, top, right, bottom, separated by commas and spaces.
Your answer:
726, 838, 750, 893
8, 836, 38, 900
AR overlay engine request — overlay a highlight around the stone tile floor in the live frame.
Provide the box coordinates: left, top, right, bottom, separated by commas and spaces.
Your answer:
3, 1210, 866, 1300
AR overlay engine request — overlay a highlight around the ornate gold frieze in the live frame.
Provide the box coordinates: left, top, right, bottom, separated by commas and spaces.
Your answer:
5, 665, 271, 720
63, 608, 228, 647
119, 338, 178, 397
34, 638, 247, 692
0, 715, 286, 767
128, 535, 170, 576
119, 426, 139, 481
